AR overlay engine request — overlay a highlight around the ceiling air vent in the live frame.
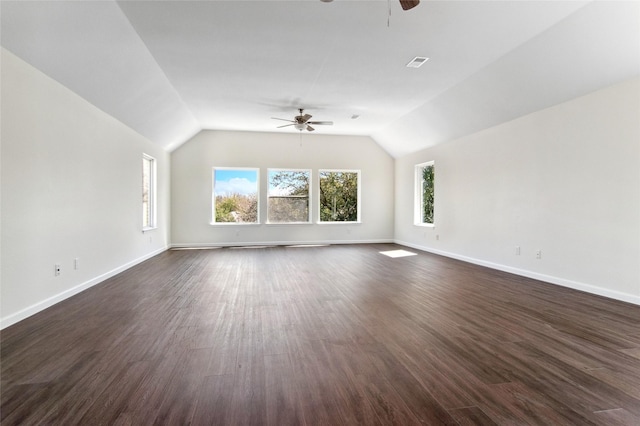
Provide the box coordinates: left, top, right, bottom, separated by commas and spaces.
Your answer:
406, 56, 429, 68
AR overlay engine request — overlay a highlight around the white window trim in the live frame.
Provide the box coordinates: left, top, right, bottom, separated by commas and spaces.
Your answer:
414, 161, 435, 227
142, 153, 157, 231
211, 167, 260, 225
317, 169, 361, 224
267, 168, 312, 224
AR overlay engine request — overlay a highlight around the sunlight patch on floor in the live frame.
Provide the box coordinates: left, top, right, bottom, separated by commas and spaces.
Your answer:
379, 249, 417, 258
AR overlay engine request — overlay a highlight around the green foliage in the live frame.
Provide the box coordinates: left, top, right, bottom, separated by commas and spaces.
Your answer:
214, 193, 257, 223
422, 165, 434, 224
268, 171, 310, 222
269, 170, 309, 196
319, 172, 358, 222
268, 198, 309, 222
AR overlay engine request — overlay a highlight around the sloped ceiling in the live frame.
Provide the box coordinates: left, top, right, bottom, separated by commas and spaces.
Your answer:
2, 1, 639, 157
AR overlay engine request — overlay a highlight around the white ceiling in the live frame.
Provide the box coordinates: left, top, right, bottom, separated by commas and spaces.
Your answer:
2, 1, 639, 157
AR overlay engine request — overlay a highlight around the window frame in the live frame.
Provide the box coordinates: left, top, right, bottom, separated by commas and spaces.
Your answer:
211, 167, 260, 225
142, 153, 157, 231
267, 168, 312, 224
414, 161, 435, 227
318, 169, 361, 224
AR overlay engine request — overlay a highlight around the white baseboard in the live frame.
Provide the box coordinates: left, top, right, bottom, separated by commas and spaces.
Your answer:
396, 240, 640, 306
170, 239, 394, 249
8, 240, 631, 330
1, 247, 168, 329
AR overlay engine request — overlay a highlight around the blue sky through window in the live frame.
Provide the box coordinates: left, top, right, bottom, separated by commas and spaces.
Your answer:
268, 170, 310, 196
214, 169, 258, 196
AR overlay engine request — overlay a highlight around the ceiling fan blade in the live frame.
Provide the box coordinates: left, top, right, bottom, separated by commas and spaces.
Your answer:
277, 123, 295, 128
272, 117, 295, 122
400, 0, 419, 11
306, 125, 315, 132
307, 121, 333, 125
301, 114, 312, 122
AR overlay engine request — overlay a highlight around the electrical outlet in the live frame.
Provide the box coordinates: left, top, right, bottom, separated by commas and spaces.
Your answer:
74, 258, 80, 270
515, 246, 521, 255
536, 250, 542, 259
54, 264, 61, 276
435, 234, 440, 241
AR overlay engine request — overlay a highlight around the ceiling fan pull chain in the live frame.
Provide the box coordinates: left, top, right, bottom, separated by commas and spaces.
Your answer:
388, 0, 391, 27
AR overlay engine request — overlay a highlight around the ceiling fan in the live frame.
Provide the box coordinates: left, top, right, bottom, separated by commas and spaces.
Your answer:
272, 109, 333, 132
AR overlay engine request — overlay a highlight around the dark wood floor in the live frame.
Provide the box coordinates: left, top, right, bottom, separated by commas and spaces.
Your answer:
2, 244, 640, 425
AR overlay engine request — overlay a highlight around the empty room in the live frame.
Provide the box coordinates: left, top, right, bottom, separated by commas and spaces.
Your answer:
1, 0, 639, 425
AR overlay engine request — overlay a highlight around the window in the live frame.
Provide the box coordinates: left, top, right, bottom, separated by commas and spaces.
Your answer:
212, 168, 259, 223
142, 154, 156, 230
415, 161, 435, 226
268, 169, 311, 223
319, 170, 360, 222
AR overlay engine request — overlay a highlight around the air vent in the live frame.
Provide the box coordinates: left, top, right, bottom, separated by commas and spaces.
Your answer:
406, 56, 429, 68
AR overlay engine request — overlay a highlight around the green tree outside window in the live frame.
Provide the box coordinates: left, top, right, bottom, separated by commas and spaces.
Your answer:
319, 171, 359, 222
421, 164, 434, 224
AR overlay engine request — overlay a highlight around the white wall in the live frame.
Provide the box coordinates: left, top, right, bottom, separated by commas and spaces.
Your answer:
171, 130, 394, 246
1, 48, 171, 328
395, 77, 640, 305
2, 48, 636, 332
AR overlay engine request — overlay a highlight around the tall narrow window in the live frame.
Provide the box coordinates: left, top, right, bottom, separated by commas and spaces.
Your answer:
142, 154, 156, 230
212, 168, 259, 223
415, 161, 435, 226
319, 170, 360, 222
268, 169, 311, 223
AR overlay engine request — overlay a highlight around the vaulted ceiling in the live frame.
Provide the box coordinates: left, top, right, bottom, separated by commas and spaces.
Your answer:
2, 1, 639, 157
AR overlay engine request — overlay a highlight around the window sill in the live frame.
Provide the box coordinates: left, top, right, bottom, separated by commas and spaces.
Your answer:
414, 223, 435, 228
209, 222, 261, 226
266, 222, 313, 226
142, 227, 158, 232
316, 221, 362, 225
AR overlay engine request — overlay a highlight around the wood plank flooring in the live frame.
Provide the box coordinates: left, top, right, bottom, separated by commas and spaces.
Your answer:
2, 243, 639, 425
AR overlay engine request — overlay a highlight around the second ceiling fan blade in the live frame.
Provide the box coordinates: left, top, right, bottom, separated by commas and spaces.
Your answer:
277, 123, 295, 128
306, 125, 315, 132
308, 121, 333, 125
400, 0, 420, 11
272, 117, 295, 122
